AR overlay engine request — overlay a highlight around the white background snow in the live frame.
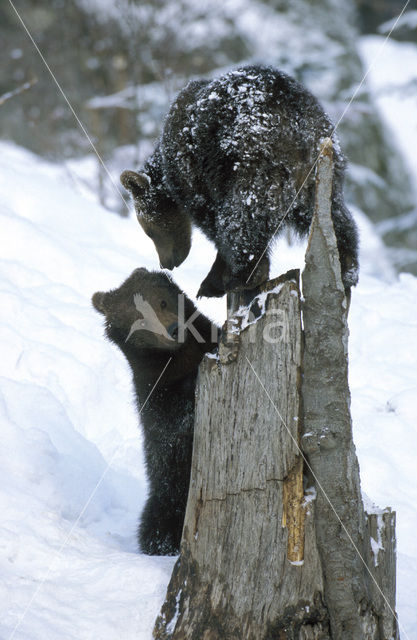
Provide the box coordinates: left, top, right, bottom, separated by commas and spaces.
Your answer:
1, 35, 417, 640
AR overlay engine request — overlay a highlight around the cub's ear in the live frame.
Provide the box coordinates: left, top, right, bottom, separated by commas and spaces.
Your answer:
120, 170, 150, 197
92, 291, 107, 315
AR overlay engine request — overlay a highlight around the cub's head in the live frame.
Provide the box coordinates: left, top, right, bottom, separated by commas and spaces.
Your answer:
120, 170, 191, 270
92, 268, 186, 352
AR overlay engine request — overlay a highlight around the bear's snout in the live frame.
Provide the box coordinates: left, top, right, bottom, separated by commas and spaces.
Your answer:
167, 321, 179, 340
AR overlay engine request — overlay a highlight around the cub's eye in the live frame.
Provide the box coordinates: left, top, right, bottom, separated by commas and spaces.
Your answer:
160, 300, 167, 309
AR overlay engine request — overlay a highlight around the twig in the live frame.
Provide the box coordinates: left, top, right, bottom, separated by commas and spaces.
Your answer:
0, 77, 38, 106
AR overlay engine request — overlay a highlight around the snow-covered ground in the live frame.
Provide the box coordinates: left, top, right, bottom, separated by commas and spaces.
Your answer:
1, 134, 416, 640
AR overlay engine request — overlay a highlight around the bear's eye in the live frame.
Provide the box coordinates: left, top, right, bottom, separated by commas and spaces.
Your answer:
160, 300, 167, 309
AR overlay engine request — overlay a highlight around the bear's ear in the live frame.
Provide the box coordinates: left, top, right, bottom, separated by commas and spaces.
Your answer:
92, 291, 107, 315
120, 170, 150, 197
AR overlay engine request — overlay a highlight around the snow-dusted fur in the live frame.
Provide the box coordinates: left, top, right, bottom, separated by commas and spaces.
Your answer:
92, 269, 218, 555
122, 65, 359, 296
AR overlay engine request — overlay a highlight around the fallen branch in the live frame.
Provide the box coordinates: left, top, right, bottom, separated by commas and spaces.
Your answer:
0, 78, 38, 106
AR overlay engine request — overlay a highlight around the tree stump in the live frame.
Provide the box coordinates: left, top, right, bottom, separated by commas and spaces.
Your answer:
301, 140, 398, 639
153, 140, 399, 640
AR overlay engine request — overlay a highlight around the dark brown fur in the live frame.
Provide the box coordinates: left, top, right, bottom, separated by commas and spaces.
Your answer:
121, 65, 359, 296
92, 268, 218, 554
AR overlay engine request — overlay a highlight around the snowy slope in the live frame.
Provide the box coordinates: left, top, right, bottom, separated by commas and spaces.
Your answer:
1, 141, 417, 639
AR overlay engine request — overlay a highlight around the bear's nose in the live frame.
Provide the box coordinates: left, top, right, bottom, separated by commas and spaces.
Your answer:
160, 258, 176, 270
167, 322, 179, 340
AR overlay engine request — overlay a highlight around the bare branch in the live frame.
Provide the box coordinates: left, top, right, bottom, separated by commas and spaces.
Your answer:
0, 78, 38, 106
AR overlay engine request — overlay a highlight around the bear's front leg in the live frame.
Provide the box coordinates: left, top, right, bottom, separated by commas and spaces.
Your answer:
197, 251, 228, 298
222, 254, 270, 293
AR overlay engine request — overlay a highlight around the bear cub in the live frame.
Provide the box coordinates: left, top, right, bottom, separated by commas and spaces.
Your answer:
92, 268, 218, 555
121, 64, 359, 298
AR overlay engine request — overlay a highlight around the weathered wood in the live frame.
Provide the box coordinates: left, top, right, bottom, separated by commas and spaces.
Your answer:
282, 457, 306, 564
365, 507, 398, 639
301, 139, 399, 639
153, 138, 399, 640
154, 272, 331, 639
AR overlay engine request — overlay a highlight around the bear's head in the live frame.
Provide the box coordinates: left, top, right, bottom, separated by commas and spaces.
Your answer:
92, 268, 218, 355
92, 268, 186, 351
120, 170, 191, 271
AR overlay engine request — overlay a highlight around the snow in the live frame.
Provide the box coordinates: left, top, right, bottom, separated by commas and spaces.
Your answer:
289, 560, 304, 567
165, 589, 182, 635
370, 527, 384, 568
379, 10, 417, 34
1, 135, 417, 639
231, 283, 286, 334
359, 36, 417, 199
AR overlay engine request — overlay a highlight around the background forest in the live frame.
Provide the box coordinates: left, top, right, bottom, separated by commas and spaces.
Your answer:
2, 0, 417, 270
1, 1, 417, 638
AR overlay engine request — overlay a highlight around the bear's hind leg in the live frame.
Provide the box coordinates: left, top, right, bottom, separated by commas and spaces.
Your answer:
331, 200, 359, 293
138, 493, 183, 555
